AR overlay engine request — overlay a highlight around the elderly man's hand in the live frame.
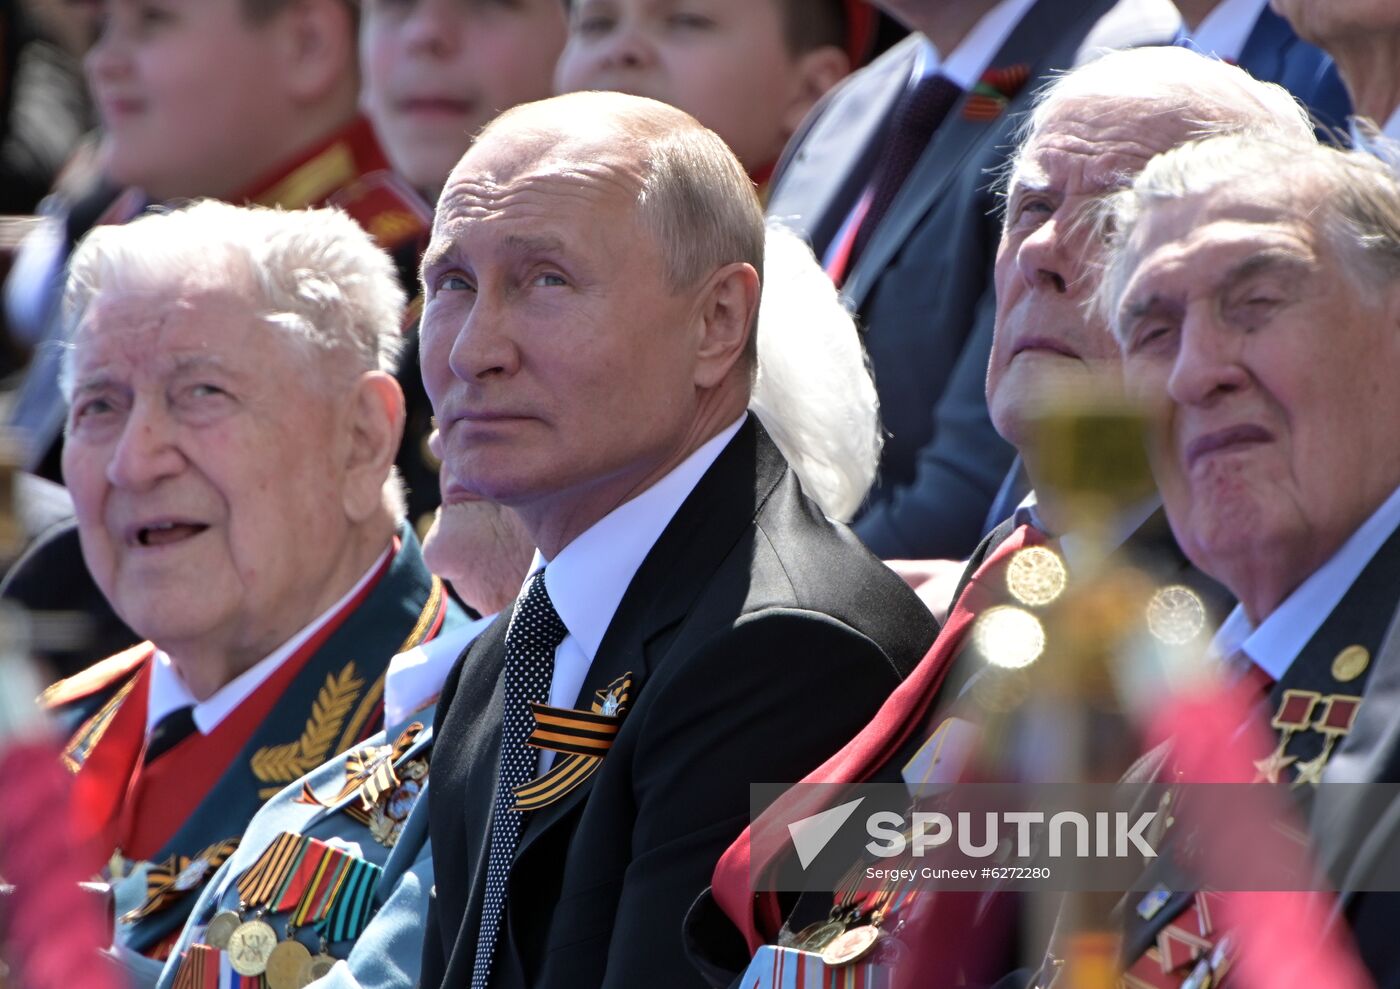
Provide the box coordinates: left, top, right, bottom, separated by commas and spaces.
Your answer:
885, 558, 966, 623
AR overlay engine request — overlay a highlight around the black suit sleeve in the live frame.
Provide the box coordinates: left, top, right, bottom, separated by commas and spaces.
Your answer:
853, 282, 1016, 559
596, 610, 908, 988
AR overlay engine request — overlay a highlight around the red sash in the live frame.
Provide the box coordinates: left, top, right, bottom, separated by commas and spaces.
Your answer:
711, 524, 1044, 951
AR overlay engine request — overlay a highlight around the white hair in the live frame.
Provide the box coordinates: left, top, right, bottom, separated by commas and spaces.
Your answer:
1004, 46, 1317, 201
750, 222, 881, 521
59, 200, 407, 400
1097, 133, 1400, 337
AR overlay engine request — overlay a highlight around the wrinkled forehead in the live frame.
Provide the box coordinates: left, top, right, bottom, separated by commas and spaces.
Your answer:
68, 286, 279, 378
1011, 97, 1208, 197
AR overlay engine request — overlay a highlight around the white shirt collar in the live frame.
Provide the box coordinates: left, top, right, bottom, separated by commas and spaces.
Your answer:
526, 414, 747, 664
1208, 482, 1400, 680
913, 0, 1038, 92
1013, 490, 1159, 572
1186, 0, 1266, 62
146, 544, 393, 736
382, 613, 496, 730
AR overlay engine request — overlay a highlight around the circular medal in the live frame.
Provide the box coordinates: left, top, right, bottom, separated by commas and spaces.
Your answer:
172, 857, 210, 892
820, 924, 884, 967
1332, 645, 1370, 683
265, 939, 313, 989
792, 919, 846, 952
204, 910, 242, 949
302, 952, 337, 981
226, 918, 279, 976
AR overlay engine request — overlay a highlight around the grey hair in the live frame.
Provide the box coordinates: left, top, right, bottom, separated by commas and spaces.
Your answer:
1097, 133, 1400, 339
750, 221, 880, 521
59, 200, 406, 401
1000, 46, 1317, 207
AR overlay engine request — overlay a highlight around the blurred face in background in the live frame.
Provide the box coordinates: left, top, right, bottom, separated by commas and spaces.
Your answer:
360, 0, 568, 197
85, 0, 307, 200
553, 0, 848, 174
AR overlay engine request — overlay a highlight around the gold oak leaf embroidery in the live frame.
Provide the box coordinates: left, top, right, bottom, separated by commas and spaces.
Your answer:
251, 662, 365, 797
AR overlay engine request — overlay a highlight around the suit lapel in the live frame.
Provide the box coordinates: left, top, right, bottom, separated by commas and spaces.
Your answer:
513, 418, 790, 859
842, 0, 1115, 311
1236, 6, 1289, 85
768, 37, 920, 256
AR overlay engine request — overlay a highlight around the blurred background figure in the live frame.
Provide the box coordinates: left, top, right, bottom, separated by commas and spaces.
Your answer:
1174, 0, 1349, 136
763, 0, 1177, 564
358, 0, 567, 538
1273, 0, 1400, 154
4, 0, 425, 497
553, 0, 869, 186
0, 0, 100, 216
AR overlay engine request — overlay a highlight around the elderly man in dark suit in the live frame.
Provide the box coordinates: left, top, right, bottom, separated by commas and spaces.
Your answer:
766, 0, 1178, 560
417, 92, 937, 989
1100, 132, 1400, 988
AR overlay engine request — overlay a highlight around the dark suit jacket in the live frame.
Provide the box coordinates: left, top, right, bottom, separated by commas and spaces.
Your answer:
766, 0, 1179, 561
1119, 521, 1400, 988
1236, 5, 1351, 141
421, 419, 938, 989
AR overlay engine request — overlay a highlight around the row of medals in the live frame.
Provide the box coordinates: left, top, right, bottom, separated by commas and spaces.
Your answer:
206, 909, 334, 989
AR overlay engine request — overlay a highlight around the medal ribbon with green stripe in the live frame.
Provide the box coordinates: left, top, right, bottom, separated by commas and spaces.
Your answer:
512, 673, 631, 812
120, 837, 241, 922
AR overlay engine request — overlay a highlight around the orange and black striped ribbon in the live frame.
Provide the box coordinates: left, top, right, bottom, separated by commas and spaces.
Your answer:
233, 831, 310, 908
512, 674, 631, 811
171, 943, 220, 989
296, 722, 425, 821
120, 837, 240, 922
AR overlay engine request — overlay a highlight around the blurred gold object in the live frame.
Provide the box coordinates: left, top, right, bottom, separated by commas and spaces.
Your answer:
1007, 547, 1068, 607
1146, 586, 1206, 646
0, 429, 23, 567
1063, 931, 1122, 989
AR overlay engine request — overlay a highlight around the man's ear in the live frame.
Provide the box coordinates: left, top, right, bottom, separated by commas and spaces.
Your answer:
693, 262, 761, 389
781, 45, 850, 138
341, 371, 406, 522
270, 0, 356, 105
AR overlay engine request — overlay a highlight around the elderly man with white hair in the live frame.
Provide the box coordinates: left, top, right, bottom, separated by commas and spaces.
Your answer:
40, 200, 463, 964
1097, 131, 1400, 989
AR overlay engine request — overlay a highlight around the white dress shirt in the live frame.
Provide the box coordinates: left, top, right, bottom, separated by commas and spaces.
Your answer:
1209, 482, 1400, 681
146, 545, 392, 737
383, 613, 498, 730
820, 0, 1036, 272
522, 414, 746, 770
1185, 0, 1265, 62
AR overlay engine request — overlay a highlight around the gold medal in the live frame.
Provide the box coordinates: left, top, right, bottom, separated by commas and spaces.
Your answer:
792, 919, 846, 952
302, 952, 337, 981
1332, 645, 1370, 683
820, 924, 884, 967
265, 939, 314, 989
204, 909, 242, 949
226, 918, 279, 976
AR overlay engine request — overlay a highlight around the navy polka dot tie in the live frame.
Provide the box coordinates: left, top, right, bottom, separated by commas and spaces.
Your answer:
472, 569, 568, 989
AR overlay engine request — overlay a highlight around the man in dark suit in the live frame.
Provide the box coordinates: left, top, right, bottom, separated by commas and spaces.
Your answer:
687, 47, 1311, 986
417, 92, 938, 989
1176, 0, 1349, 134
1100, 132, 1400, 988
765, 0, 1178, 560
